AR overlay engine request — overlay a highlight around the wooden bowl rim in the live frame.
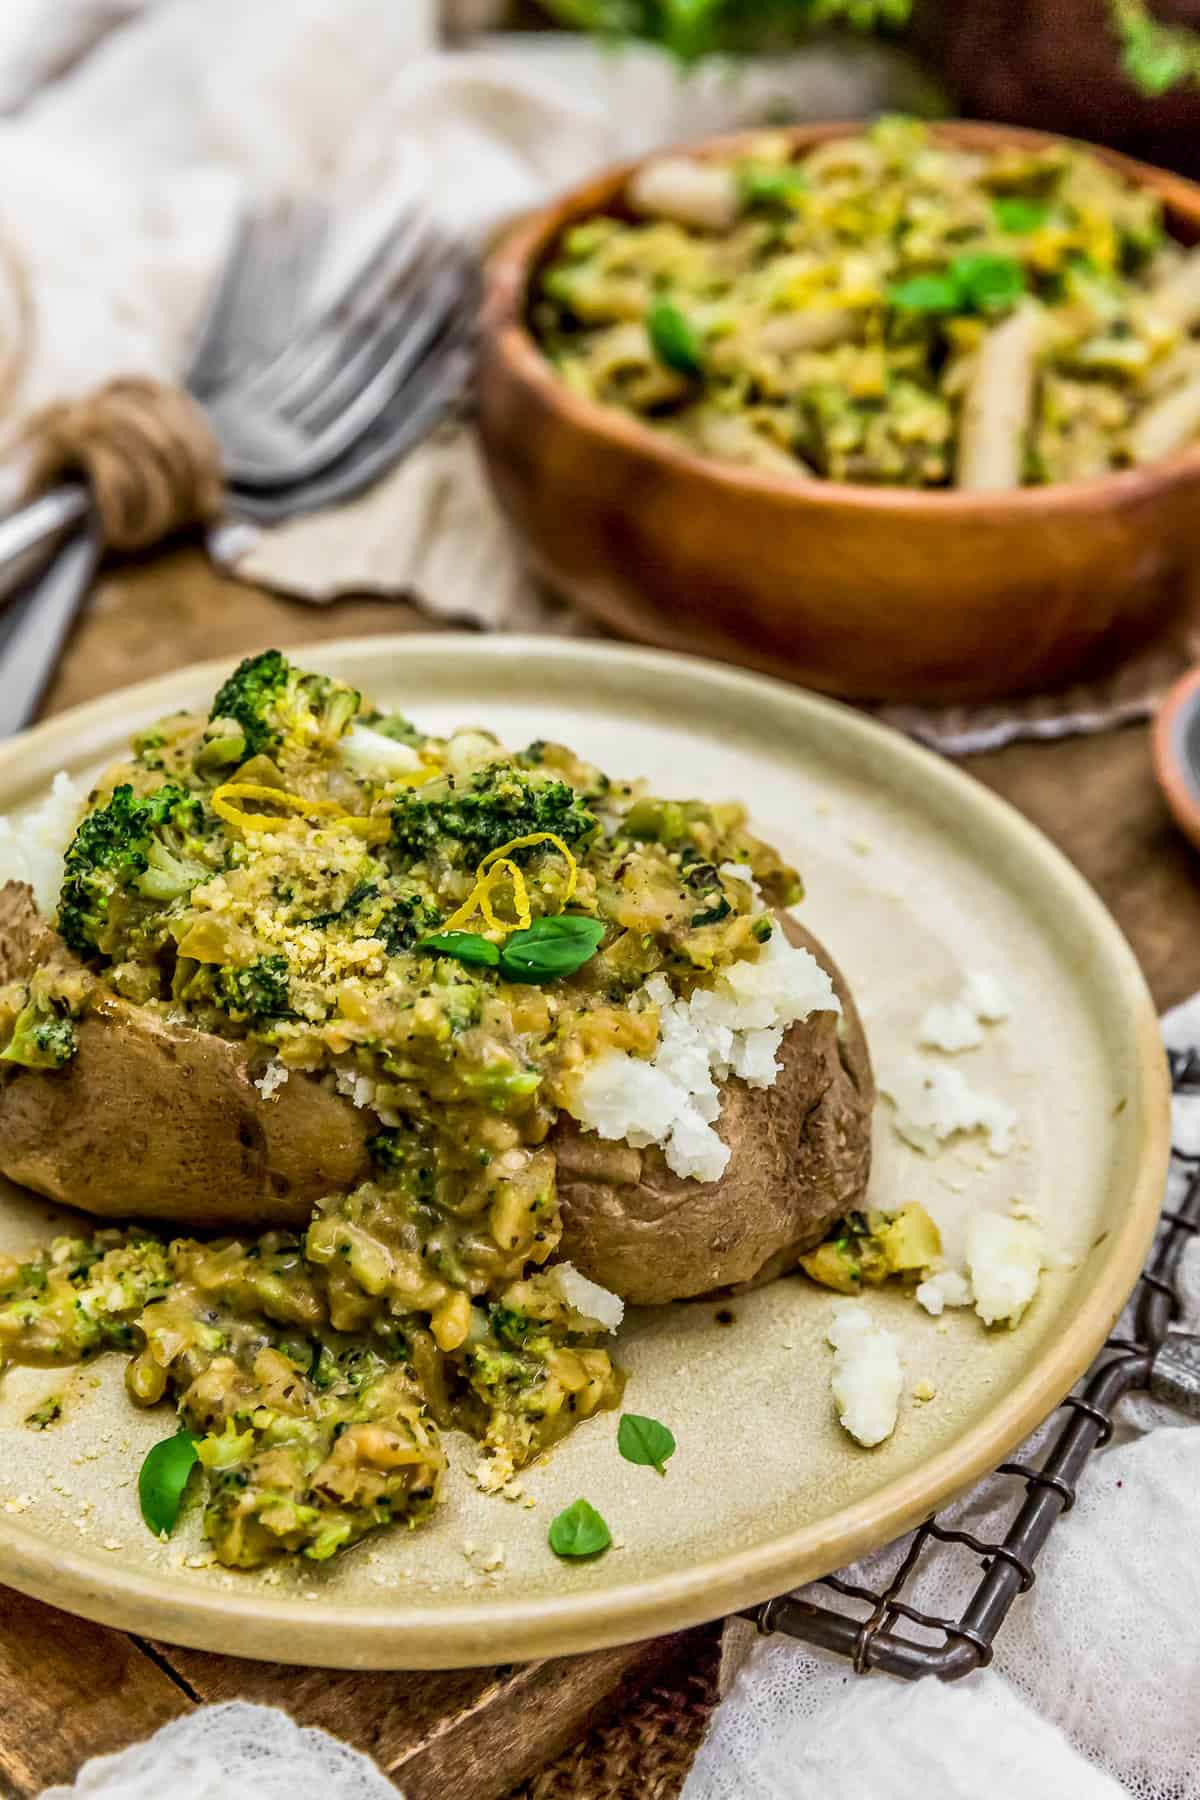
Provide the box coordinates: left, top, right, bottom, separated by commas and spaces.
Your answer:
483, 117, 1200, 517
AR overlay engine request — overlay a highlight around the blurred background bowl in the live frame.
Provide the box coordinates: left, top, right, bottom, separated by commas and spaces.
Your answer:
478, 120, 1200, 704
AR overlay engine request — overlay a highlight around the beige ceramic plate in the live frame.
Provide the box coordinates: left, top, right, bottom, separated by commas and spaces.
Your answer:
0, 637, 1169, 1669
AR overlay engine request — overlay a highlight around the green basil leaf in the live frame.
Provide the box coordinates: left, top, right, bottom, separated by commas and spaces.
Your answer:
738, 163, 806, 211
949, 252, 1026, 312
548, 1497, 612, 1559
498, 915, 605, 984
618, 1412, 676, 1476
421, 931, 500, 968
992, 196, 1050, 235
887, 272, 961, 313
139, 1428, 200, 1538
647, 300, 704, 375
1118, 14, 1194, 96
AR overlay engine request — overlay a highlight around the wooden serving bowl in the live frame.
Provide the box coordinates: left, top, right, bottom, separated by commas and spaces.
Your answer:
478, 121, 1200, 704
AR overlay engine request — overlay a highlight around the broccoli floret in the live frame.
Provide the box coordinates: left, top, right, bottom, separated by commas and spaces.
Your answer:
359, 708, 422, 748
390, 763, 598, 869
305, 881, 439, 955
1, 1000, 78, 1069
131, 726, 168, 773
367, 1129, 409, 1173
367, 1126, 437, 1198
57, 783, 211, 958
212, 955, 293, 1021
177, 954, 293, 1025
489, 1302, 538, 1349
209, 651, 360, 762
378, 893, 441, 955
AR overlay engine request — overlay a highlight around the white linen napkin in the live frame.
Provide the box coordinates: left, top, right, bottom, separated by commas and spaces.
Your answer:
40, 1701, 400, 1800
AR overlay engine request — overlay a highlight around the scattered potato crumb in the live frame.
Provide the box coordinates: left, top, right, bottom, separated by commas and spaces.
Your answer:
967, 1213, 1045, 1327
918, 1000, 984, 1054
473, 1448, 516, 1495
611, 1534, 626, 1550
544, 1262, 624, 1334
4, 1494, 33, 1514
962, 970, 1012, 1023
253, 1059, 290, 1100
826, 1302, 904, 1448
102, 1538, 123, 1551
880, 1058, 1017, 1157
915, 1269, 973, 1317
912, 1379, 937, 1403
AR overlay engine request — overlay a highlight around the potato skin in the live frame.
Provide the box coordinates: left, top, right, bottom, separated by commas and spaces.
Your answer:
0, 881, 57, 985
0, 882, 371, 1229
552, 916, 873, 1305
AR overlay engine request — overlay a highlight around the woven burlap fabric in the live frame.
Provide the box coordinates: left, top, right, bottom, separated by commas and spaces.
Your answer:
507, 1625, 723, 1800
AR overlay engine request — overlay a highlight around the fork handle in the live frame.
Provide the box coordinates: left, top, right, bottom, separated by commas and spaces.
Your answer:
0, 484, 90, 600
0, 524, 103, 736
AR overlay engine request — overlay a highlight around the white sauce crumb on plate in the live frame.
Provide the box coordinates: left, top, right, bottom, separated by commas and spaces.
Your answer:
918, 969, 1012, 1052
826, 1301, 904, 1448
966, 1213, 1045, 1327
917, 999, 984, 1053
879, 1058, 1017, 1157
962, 970, 1012, 1022
915, 1269, 973, 1317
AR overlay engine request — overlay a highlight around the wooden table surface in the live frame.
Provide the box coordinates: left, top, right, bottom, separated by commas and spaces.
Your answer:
3, 544, 1198, 1797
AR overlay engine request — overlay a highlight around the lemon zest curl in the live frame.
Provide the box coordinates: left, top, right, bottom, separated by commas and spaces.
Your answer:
211, 781, 391, 845
440, 832, 578, 936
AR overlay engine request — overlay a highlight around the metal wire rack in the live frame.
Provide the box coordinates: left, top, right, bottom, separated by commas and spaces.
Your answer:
742, 1045, 1200, 1679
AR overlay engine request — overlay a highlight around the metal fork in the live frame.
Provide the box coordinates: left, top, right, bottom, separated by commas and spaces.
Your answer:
0, 199, 334, 575
0, 202, 478, 734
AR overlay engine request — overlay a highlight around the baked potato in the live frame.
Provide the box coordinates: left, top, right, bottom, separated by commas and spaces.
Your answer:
0, 653, 879, 1571
555, 915, 873, 1304
0, 882, 870, 1294
0, 881, 372, 1228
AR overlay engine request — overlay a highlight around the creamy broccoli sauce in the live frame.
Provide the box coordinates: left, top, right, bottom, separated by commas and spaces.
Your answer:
0, 653, 799, 1566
